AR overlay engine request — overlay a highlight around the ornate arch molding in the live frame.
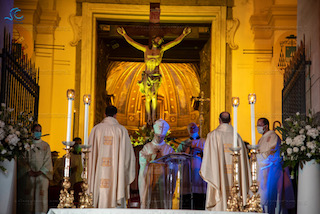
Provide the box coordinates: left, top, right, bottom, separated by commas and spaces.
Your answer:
78, 3, 227, 137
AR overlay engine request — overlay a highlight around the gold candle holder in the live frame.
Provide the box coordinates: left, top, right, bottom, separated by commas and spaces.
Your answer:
78, 145, 93, 208
227, 147, 243, 212
244, 144, 263, 213
58, 141, 76, 208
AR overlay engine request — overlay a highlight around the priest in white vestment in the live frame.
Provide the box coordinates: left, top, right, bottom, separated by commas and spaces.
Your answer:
18, 124, 53, 214
88, 106, 136, 208
138, 119, 175, 208
256, 118, 295, 214
177, 122, 206, 209
200, 112, 251, 211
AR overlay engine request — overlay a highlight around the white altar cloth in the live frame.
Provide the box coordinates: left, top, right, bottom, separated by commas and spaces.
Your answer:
48, 208, 264, 214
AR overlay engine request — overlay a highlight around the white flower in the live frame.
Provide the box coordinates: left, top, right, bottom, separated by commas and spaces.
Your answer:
28, 117, 33, 122
306, 141, 317, 149
285, 117, 292, 122
292, 135, 305, 146
287, 148, 293, 155
24, 143, 30, 151
301, 146, 306, 151
317, 126, 320, 131
286, 138, 293, 145
281, 152, 285, 156
31, 144, 35, 149
5, 134, 20, 146
299, 129, 305, 134
307, 128, 319, 139
8, 108, 14, 112
305, 125, 312, 130
307, 153, 312, 158
293, 147, 299, 153
1, 103, 5, 107
15, 131, 20, 136
293, 121, 298, 125
1, 149, 7, 154
311, 149, 316, 153
296, 112, 300, 116
0, 121, 5, 128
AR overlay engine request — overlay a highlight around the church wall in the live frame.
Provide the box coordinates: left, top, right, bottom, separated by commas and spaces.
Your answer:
232, 0, 255, 144
297, 0, 320, 114
251, 0, 296, 141
13, 0, 76, 156
48, 0, 77, 155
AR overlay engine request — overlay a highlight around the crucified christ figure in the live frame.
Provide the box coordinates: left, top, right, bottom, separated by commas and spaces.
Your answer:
117, 27, 191, 125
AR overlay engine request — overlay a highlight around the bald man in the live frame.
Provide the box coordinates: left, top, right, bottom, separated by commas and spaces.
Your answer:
177, 122, 206, 210
200, 112, 251, 211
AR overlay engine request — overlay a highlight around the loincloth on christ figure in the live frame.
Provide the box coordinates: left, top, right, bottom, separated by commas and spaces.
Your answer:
137, 70, 162, 95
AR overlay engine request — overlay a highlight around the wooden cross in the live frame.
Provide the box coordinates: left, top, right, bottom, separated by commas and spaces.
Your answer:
120, 3, 187, 42
192, 91, 210, 138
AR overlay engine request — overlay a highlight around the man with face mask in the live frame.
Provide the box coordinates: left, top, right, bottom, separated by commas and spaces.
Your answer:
138, 119, 175, 208
177, 122, 206, 209
256, 118, 295, 214
18, 124, 53, 214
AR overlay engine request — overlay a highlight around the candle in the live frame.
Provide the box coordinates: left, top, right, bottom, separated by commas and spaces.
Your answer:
66, 89, 75, 142
248, 94, 256, 146
83, 94, 91, 146
232, 97, 240, 148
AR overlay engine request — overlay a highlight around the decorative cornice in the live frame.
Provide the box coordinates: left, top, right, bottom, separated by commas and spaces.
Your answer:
250, 5, 297, 40
69, 14, 82, 47
14, 0, 41, 25
36, 10, 60, 34
226, 18, 240, 50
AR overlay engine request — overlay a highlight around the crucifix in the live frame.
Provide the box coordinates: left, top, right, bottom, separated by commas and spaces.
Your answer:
117, 3, 191, 126
192, 91, 210, 138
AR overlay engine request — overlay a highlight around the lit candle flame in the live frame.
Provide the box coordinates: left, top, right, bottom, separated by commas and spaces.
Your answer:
83, 94, 91, 105
232, 97, 240, 107
248, 93, 256, 104
67, 89, 75, 100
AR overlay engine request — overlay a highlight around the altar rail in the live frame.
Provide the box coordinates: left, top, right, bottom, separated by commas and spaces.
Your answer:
0, 29, 39, 122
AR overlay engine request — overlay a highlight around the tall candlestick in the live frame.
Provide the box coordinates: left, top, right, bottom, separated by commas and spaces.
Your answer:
232, 97, 240, 148
83, 95, 91, 146
66, 89, 75, 143
248, 94, 256, 146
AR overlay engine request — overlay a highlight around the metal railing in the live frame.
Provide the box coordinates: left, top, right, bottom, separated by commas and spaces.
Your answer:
0, 28, 39, 122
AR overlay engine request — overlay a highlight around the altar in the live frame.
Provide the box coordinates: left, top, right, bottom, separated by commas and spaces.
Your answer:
48, 208, 264, 214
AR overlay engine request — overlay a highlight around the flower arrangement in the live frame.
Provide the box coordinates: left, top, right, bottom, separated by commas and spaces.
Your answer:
277, 112, 320, 169
0, 104, 34, 173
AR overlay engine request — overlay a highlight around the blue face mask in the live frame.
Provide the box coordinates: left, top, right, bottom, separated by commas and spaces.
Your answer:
34, 131, 42, 139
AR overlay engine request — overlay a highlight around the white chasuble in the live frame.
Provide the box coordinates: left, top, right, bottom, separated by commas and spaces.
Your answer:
88, 117, 136, 208
138, 140, 175, 208
18, 140, 53, 214
200, 123, 251, 211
